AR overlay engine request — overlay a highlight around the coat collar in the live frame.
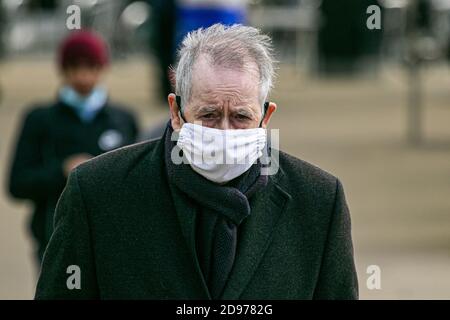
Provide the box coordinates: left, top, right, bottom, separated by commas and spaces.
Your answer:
168, 165, 291, 300
56, 98, 108, 123
160, 124, 292, 299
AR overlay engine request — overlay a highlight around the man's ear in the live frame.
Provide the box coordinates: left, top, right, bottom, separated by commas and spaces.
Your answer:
168, 93, 182, 130
260, 102, 277, 129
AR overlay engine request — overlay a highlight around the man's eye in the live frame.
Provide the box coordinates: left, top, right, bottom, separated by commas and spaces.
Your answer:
235, 114, 250, 120
201, 113, 215, 119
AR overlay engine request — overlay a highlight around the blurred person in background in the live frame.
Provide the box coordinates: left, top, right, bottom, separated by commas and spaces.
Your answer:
7, 30, 139, 265
175, 0, 247, 45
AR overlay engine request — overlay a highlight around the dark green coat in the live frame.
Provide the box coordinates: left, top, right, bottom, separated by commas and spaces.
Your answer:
35, 135, 358, 300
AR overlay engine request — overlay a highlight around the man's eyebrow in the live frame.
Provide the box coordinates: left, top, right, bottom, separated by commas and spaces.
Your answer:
195, 105, 220, 114
232, 107, 257, 117
233, 107, 252, 114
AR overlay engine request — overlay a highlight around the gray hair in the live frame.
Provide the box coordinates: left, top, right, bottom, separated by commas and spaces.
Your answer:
174, 23, 276, 110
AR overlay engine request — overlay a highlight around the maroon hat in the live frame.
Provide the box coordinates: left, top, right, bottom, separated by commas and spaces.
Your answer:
58, 30, 109, 69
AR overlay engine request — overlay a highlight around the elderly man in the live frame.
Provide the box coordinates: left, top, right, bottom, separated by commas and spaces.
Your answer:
35, 24, 358, 299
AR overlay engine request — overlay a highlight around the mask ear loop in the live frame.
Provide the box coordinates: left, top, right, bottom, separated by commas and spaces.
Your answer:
259, 102, 270, 128
175, 95, 187, 123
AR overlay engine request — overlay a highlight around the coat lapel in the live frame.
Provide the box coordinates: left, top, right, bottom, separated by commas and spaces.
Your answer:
169, 183, 212, 299
129, 137, 210, 299
221, 172, 292, 299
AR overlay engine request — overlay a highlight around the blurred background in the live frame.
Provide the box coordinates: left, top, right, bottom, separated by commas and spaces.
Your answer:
1, 0, 450, 299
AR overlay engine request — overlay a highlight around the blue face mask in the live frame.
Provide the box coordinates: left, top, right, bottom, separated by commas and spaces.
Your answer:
59, 85, 108, 123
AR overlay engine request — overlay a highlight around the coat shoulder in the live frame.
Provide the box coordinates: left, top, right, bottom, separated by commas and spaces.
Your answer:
105, 102, 136, 119
74, 138, 161, 189
20, 103, 55, 123
277, 150, 339, 200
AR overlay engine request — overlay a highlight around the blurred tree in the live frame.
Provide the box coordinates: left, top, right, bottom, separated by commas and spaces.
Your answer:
260, 0, 298, 4
146, 0, 177, 102
416, 0, 431, 30
27, 0, 58, 11
0, 2, 5, 59
318, 0, 382, 75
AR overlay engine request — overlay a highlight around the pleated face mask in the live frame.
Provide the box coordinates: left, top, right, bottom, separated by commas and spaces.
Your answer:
176, 122, 267, 184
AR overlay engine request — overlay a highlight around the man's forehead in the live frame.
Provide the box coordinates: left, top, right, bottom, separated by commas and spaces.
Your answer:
191, 57, 260, 99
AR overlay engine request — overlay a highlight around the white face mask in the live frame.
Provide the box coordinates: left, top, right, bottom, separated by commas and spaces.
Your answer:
176, 123, 267, 184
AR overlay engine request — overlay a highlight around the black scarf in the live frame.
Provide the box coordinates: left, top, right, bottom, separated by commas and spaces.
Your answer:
164, 123, 268, 299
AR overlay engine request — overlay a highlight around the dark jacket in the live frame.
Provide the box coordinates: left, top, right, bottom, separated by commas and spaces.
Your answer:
35, 132, 358, 299
8, 100, 139, 261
